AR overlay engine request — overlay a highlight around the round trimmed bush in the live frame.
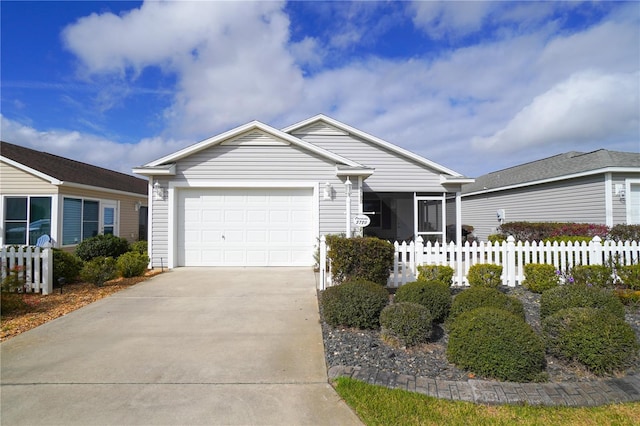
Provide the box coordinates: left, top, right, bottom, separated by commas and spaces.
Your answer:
467, 264, 502, 288
617, 264, 640, 290
53, 249, 83, 284
571, 265, 614, 288
320, 279, 389, 329
543, 307, 639, 375
540, 284, 625, 320
416, 265, 454, 286
116, 252, 149, 278
80, 256, 117, 286
75, 234, 130, 261
394, 280, 451, 323
447, 307, 546, 382
130, 240, 148, 256
521, 263, 559, 294
380, 302, 433, 347
448, 287, 525, 324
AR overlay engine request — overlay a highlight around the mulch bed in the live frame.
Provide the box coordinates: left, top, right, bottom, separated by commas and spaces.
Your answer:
1, 270, 163, 342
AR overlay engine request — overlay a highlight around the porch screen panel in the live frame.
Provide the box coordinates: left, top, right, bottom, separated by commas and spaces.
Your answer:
63, 198, 82, 245
417, 200, 442, 232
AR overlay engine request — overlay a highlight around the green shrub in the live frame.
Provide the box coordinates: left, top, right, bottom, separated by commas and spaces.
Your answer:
79, 256, 117, 286
609, 224, 640, 242
447, 307, 546, 382
394, 280, 451, 323
75, 234, 130, 261
53, 249, 83, 284
543, 307, 639, 375
571, 265, 614, 288
448, 287, 525, 324
325, 236, 395, 286
615, 289, 640, 305
617, 264, 640, 290
487, 234, 504, 244
1, 264, 26, 292
130, 240, 148, 255
116, 252, 149, 278
380, 302, 433, 347
540, 284, 626, 319
416, 265, 454, 286
497, 222, 609, 242
467, 264, 502, 288
1, 293, 27, 314
320, 279, 389, 329
542, 236, 591, 245
521, 264, 559, 293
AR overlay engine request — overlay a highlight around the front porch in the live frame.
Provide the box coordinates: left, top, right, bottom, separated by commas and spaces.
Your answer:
361, 191, 466, 244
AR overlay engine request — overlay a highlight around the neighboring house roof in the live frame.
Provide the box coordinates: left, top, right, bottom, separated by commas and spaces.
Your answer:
282, 114, 466, 178
0, 141, 148, 196
463, 149, 640, 195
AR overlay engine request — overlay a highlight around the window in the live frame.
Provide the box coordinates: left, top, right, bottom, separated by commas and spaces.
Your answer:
62, 198, 99, 245
3, 196, 52, 245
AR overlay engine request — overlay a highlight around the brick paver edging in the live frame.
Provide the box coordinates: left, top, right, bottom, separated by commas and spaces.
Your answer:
328, 366, 640, 407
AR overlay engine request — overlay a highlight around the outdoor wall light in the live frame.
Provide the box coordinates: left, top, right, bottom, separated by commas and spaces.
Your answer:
153, 181, 166, 201
323, 182, 332, 200
344, 177, 352, 196
134, 201, 142, 211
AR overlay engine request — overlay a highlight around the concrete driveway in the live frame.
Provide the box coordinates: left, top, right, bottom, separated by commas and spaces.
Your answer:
0, 268, 362, 425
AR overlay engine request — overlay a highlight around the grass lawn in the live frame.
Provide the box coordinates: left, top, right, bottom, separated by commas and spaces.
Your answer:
334, 377, 640, 426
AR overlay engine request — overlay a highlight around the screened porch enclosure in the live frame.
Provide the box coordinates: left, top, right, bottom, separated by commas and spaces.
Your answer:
362, 192, 460, 243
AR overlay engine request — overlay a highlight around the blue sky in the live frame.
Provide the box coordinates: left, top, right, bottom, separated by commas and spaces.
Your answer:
1, 1, 638, 177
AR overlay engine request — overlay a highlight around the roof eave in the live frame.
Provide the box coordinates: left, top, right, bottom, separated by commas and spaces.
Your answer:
335, 165, 375, 177
1, 156, 63, 185
132, 164, 177, 176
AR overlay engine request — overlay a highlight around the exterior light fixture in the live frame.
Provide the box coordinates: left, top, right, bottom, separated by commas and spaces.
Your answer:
323, 182, 332, 200
153, 181, 165, 201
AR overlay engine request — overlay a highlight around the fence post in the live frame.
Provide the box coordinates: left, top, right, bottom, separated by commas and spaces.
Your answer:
42, 248, 53, 295
415, 236, 424, 278
319, 236, 327, 290
506, 236, 516, 287
590, 236, 603, 265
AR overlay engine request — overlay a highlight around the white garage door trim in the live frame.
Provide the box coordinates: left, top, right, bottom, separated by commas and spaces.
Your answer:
167, 182, 319, 268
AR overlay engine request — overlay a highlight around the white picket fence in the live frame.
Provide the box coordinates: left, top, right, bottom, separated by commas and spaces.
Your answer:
1, 246, 53, 295
318, 235, 640, 290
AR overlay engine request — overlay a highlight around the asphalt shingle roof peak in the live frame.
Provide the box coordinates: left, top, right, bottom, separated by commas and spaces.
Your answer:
463, 148, 640, 194
1, 141, 148, 195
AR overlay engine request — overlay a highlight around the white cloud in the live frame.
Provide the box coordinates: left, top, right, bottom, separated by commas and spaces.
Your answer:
410, 1, 494, 39
0, 115, 188, 175
472, 71, 640, 152
62, 0, 304, 137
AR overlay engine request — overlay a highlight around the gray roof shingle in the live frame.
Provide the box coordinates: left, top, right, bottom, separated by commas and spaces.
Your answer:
463, 149, 640, 194
1, 141, 148, 196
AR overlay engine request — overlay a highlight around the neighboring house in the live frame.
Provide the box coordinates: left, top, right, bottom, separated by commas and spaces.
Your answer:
133, 114, 474, 268
0, 141, 148, 249
461, 149, 640, 241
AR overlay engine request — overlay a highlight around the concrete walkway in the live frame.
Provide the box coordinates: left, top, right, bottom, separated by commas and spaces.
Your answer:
0, 268, 362, 425
329, 366, 640, 407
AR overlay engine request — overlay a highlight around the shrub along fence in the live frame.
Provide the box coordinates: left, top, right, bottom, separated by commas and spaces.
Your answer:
318, 235, 639, 289
1, 246, 53, 294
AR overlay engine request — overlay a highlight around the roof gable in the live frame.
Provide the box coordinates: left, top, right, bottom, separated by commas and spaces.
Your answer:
463, 149, 640, 194
282, 114, 465, 177
0, 141, 148, 196
142, 120, 363, 169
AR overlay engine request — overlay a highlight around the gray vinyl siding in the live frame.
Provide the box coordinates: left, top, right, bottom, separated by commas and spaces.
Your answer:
292, 125, 446, 193
462, 175, 605, 241
148, 137, 361, 267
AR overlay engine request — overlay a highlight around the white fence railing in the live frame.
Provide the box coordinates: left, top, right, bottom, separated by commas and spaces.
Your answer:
1, 246, 53, 295
318, 236, 640, 290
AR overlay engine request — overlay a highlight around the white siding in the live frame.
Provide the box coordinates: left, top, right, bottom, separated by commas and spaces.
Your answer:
149, 139, 361, 267
462, 175, 605, 241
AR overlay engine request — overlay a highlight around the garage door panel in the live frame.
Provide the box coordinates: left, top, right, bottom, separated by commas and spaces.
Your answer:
178, 188, 313, 266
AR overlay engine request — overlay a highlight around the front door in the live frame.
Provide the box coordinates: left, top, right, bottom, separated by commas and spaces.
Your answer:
102, 202, 117, 236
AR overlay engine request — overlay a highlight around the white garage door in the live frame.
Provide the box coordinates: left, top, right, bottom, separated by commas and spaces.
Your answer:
177, 188, 314, 266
